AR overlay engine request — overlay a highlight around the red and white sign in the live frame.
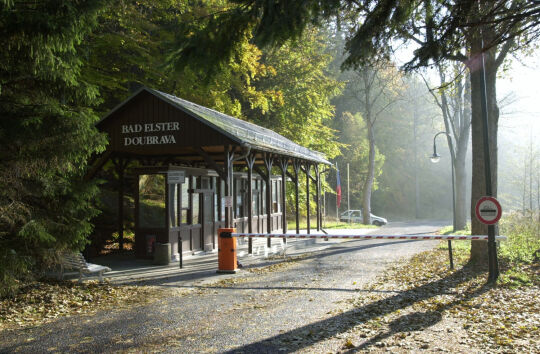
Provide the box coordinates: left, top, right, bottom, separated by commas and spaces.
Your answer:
475, 196, 502, 225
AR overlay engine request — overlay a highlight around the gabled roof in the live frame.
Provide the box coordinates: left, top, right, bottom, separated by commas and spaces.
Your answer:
99, 87, 330, 165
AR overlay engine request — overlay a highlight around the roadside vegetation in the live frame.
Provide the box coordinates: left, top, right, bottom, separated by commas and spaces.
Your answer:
438, 212, 539, 286
323, 221, 378, 230
248, 215, 537, 352
287, 219, 378, 231
323, 213, 539, 352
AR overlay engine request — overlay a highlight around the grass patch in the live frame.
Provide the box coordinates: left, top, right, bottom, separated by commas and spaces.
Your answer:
438, 223, 471, 236
499, 211, 540, 265
287, 219, 377, 230
323, 221, 378, 229
437, 223, 472, 252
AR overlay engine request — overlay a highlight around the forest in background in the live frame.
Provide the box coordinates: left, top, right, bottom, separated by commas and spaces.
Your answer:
1, 0, 538, 296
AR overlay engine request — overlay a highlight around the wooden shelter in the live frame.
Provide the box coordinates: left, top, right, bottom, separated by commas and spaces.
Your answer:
89, 87, 330, 260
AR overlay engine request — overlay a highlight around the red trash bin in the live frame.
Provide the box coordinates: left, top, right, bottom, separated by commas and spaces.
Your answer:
217, 228, 237, 273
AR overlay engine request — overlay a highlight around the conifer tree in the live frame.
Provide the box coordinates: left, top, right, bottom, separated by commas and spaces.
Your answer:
0, 0, 108, 296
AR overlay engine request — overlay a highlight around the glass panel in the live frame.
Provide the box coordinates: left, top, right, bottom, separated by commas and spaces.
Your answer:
169, 184, 178, 227
181, 183, 189, 208
192, 193, 199, 224
181, 209, 188, 224
262, 182, 266, 214
220, 180, 225, 221
204, 193, 212, 223
253, 192, 259, 215
272, 180, 278, 213
138, 174, 166, 228
278, 180, 282, 212
214, 193, 219, 221
236, 179, 243, 217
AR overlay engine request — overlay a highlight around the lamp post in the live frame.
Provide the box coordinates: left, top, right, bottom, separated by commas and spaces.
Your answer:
430, 131, 456, 269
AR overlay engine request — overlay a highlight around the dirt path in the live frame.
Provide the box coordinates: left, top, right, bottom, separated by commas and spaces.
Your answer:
0, 235, 438, 353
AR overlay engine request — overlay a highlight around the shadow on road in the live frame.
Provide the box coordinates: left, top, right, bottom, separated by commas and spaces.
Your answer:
225, 262, 491, 353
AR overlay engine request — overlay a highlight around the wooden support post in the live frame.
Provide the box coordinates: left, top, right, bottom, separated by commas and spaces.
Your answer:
113, 158, 127, 251
279, 158, 289, 243
264, 153, 273, 247
224, 146, 232, 228
315, 164, 321, 231
134, 173, 140, 256
292, 160, 301, 234
246, 153, 256, 254
305, 163, 311, 234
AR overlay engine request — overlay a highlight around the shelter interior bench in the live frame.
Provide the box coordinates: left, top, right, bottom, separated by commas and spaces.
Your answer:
59, 252, 111, 283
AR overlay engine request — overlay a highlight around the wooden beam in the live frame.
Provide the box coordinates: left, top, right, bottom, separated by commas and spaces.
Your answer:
195, 147, 227, 181
300, 165, 318, 183
113, 158, 126, 251
278, 158, 289, 237
305, 162, 311, 234
224, 145, 232, 228
315, 164, 320, 231
286, 171, 297, 182
246, 153, 256, 254
264, 152, 273, 247
292, 159, 301, 234
253, 165, 268, 181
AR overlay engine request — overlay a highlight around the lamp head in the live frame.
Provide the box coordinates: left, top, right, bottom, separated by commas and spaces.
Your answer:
430, 153, 441, 163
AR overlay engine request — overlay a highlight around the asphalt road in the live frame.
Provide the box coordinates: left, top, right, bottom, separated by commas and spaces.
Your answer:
0, 220, 447, 353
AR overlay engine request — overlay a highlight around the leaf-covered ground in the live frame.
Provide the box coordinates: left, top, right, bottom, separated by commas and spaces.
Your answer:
0, 280, 165, 330
302, 247, 540, 352
1, 241, 538, 353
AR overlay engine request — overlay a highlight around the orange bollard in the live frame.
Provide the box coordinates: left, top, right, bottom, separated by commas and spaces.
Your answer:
217, 228, 237, 273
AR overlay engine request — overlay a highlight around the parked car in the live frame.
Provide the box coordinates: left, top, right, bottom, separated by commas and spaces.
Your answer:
339, 210, 388, 226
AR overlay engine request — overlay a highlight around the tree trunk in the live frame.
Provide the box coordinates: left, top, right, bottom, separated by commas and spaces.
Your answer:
454, 113, 470, 230
362, 122, 375, 225
469, 34, 499, 263
454, 75, 472, 230
454, 151, 468, 230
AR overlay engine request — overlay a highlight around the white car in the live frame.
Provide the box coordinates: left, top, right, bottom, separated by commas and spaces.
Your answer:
339, 210, 387, 226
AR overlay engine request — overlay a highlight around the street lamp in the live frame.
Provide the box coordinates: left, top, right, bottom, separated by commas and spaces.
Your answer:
431, 131, 456, 269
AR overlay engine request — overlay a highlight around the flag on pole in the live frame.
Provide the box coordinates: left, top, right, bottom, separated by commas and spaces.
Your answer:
336, 167, 342, 208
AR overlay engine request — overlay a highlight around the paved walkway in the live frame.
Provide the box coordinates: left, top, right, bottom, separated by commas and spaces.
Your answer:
87, 229, 372, 286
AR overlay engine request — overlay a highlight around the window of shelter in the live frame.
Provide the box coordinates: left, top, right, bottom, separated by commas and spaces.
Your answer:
191, 176, 200, 225
169, 183, 179, 227
180, 182, 189, 224
139, 174, 166, 228
252, 179, 259, 216
272, 180, 278, 213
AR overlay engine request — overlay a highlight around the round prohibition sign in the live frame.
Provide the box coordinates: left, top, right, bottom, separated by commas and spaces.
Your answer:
475, 196, 502, 225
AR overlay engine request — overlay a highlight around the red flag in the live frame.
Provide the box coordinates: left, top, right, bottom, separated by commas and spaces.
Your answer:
336, 168, 342, 208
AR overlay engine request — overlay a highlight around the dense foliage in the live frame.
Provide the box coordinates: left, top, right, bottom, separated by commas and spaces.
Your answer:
0, 0, 108, 297
4, 0, 534, 295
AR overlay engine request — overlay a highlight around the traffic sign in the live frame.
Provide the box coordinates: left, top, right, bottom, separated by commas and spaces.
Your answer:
475, 196, 502, 225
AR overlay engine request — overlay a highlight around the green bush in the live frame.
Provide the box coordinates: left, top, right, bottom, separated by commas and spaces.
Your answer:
499, 211, 540, 265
